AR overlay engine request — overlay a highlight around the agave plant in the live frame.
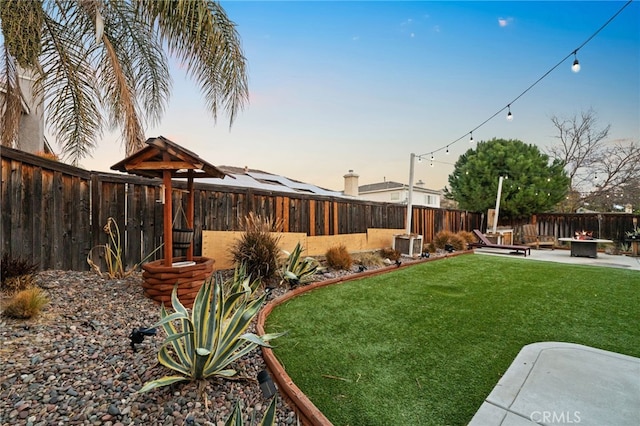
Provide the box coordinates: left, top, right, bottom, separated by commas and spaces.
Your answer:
625, 226, 640, 240
139, 270, 285, 392
280, 242, 320, 287
225, 396, 278, 426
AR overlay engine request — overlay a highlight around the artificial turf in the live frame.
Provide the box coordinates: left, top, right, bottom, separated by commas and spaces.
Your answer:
264, 254, 640, 425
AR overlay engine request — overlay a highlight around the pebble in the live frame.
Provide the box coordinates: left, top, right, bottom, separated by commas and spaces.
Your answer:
0, 270, 299, 425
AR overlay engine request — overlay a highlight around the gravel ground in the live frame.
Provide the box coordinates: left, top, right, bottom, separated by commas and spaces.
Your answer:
0, 270, 299, 426
0, 255, 430, 426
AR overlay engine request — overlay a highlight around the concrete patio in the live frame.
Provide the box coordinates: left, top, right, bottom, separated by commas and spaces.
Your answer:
473, 246, 640, 271
470, 248, 640, 425
469, 342, 640, 426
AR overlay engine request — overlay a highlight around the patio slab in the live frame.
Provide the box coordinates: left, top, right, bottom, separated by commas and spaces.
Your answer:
469, 342, 640, 425
474, 247, 640, 271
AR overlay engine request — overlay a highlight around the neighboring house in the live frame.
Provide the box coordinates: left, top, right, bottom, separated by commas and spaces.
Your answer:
0, 71, 51, 155
201, 165, 353, 198
343, 170, 441, 208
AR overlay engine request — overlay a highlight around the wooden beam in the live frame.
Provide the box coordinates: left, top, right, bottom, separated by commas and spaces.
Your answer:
126, 147, 160, 166
186, 172, 195, 261
163, 168, 173, 266
127, 161, 203, 171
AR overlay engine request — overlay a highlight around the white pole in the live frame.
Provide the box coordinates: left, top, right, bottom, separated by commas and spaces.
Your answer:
492, 176, 504, 234
406, 153, 415, 235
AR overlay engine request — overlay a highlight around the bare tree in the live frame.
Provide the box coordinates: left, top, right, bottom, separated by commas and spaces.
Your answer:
548, 108, 640, 211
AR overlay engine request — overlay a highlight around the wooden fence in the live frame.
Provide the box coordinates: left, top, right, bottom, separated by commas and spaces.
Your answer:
2, 146, 487, 271
3, 147, 637, 271
503, 213, 639, 246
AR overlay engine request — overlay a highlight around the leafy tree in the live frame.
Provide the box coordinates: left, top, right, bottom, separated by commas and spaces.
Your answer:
445, 138, 570, 219
548, 109, 640, 212
0, 0, 248, 164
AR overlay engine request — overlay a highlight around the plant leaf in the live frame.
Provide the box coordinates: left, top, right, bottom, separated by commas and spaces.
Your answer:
138, 375, 189, 393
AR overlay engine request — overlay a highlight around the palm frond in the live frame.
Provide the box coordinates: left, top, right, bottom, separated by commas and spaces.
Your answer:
137, 0, 248, 126
0, 47, 22, 147
96, 0, 171, 155
39, 2, 102, 165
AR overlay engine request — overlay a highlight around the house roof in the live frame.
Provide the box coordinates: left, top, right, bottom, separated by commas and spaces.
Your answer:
109, 136, 351, 197
359, 181, 405, 193
110, 136, 231, 180
359, 181, 441, 195
202, 166, 349, 197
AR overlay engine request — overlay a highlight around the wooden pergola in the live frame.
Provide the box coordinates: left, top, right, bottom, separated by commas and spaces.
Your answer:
111, 136, 231, 266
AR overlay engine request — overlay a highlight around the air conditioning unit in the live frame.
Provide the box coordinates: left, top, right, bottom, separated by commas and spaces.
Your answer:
393, 234, 423, 257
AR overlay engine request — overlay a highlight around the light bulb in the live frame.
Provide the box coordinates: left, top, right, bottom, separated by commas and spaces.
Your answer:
506, 105, 513, 121
469, 132, 474, 144
572, 53, 580, 73
446, 146, 449, 154
417, 156, 422, 163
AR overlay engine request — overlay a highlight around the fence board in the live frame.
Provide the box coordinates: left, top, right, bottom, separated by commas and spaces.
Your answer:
31, 166, 43, 268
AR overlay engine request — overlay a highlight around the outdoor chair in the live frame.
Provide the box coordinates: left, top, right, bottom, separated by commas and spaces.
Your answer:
521, 224, 555, 250
468, 229, 531, 257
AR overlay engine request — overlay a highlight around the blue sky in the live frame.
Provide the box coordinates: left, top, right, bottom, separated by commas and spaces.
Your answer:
82, 1, 640, 192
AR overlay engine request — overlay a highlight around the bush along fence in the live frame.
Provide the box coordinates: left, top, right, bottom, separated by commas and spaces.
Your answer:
2, 147, 483, 271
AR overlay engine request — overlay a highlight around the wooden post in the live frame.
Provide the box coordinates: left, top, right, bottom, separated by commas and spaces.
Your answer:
163, 169, 173, 266
187, 172, 195, 261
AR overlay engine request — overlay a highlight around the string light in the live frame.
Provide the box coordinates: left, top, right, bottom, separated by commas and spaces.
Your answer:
572, 51, 581, 73
446, 146, 449, 154
410, 0, 632, 164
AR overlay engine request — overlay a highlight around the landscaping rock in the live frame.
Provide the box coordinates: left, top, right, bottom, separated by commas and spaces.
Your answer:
0, 270, 297, 425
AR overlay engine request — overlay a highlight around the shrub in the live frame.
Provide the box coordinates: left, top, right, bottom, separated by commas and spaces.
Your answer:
2, 275, 36, 295
353, 252, 385, 268
87, 217, 162, 279
139, 271, 285, 393
1, 253, 39, 294
432, 231, 466, 251
35, 151, 60, 161
1, 253, 39, 283
325, 245, 352, 270
457, 231, 477, 245
2, 287, 49, 319
378, 247, 401, 261
281, 242, 319, 287
231, 213, 283, 281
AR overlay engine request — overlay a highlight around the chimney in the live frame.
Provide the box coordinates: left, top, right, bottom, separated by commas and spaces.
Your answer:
343, 170, 359, 196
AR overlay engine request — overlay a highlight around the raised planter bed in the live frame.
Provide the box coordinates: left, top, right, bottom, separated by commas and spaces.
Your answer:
141, 256, 214, 308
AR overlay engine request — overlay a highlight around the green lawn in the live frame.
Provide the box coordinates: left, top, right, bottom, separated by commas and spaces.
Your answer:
265, 254, 640, 426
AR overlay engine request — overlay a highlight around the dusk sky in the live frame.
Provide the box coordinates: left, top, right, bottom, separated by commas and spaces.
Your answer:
79, 1, 639, 193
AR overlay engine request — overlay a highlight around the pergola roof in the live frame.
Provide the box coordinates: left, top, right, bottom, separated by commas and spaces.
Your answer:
110, 136, 231, 180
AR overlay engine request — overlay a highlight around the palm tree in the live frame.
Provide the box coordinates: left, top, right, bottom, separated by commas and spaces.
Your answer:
0, 0, 248, 164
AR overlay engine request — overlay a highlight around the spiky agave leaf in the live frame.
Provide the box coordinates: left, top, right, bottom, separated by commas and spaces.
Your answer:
224, 400, 243, 426
258, 395, 278, 426
137, 375, 190, 393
